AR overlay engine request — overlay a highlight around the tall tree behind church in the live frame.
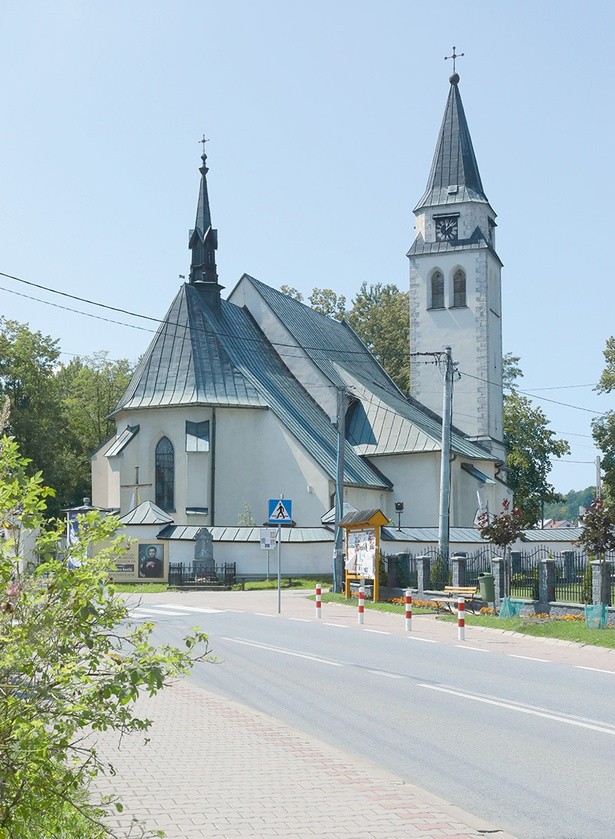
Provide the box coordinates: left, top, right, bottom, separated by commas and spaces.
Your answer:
503, 353, 570, 526
592, 336, 615, 502
286, 283, 410, 394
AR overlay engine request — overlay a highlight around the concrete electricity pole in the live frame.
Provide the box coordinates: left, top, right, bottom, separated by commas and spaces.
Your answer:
438, 346, 454, 559
333, 386, 346, 592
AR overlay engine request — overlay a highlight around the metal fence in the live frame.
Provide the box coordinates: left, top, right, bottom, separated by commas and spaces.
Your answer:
168, 562, 236, 588
388, 546, 615, 605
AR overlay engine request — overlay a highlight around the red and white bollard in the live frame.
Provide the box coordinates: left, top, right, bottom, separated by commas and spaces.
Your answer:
315, 584, 322, 619
457, 596, 465, 641
405, 588, 413, 632
358, 585, 365, 625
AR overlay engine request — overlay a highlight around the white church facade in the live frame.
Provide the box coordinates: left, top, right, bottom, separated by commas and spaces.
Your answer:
91, 71, 511, 574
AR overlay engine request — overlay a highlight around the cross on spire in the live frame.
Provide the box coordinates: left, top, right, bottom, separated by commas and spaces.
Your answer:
444, 46, 464, 73
199, 134, 209, 155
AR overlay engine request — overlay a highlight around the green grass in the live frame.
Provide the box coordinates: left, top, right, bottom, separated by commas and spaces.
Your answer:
461, 612, 615, 648
319, 592, 434, 614
113, 583, 169, 593
232, 576, 333, 591
320, 593, 615, 648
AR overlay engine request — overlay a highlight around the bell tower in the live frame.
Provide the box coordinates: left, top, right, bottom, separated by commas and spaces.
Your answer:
408, 65, 504, 459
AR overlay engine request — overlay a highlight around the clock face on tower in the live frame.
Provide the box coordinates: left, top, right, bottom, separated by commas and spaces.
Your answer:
435, 216, 458, 242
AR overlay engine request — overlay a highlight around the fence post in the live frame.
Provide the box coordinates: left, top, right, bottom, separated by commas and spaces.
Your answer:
451, 554, 467, 587
417, 555, 430, 595
491, 556, 506, 607
539, 559, 556, 605
591, 560, 612, 606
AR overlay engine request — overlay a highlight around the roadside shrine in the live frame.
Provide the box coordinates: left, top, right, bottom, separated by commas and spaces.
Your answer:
341, 509, 389, 602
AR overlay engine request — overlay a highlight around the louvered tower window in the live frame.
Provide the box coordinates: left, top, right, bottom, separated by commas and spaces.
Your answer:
430, 271, 444, 309
155, 436, 175, 511
452, 269, 466, 307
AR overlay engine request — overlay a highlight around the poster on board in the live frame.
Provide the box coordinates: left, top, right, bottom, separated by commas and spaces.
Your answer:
345, 528, 376, 578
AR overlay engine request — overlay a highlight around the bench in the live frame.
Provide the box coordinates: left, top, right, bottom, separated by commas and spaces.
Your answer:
433, 586, 479, 613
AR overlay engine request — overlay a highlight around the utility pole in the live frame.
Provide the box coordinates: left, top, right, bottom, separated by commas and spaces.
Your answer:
333, 386, 346, 593
596, 456, 602, 500
438, 347, 454, 560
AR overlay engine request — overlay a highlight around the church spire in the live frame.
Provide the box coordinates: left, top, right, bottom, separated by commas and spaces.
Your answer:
414, 72, 488, 211
189, 138, 222, 301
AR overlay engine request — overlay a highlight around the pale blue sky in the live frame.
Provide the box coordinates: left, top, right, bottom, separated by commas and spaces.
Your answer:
0, 1, 612, 495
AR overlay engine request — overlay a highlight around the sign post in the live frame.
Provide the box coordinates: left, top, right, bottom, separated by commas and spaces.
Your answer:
268, 497, 293, 614
260, 528, 276, 579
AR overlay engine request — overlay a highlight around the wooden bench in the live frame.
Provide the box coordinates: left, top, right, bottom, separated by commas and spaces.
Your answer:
433, 586, 479, 613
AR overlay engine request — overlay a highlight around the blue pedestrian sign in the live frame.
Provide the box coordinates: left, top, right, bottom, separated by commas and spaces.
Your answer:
268, 498, 292, 524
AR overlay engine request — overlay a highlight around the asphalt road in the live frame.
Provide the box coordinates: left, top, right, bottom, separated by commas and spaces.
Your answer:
131, 599, 615, 839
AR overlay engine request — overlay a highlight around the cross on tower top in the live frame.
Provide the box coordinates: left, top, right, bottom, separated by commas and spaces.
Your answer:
444, 46, 464, 74
199, 134, 209, 155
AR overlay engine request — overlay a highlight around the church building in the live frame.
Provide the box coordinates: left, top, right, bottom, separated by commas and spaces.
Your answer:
91, 70, 510, 574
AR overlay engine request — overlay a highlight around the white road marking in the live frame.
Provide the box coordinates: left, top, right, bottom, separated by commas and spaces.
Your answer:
368, 670, 402, 679
405, 636, 438, 643
132, 609, 185, 617
510, 654, 549, 662
288, 618, 311, 623
222, 637, 344, 667
363, 629, 390, 635
576, 666, 615, 675
419, 683, 615, 736
148, 604, 222, 613
456, 645, 491, 652
324, 623, 348, 628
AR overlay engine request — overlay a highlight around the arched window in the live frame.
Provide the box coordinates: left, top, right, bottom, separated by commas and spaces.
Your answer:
430, 271, 444, 309
155, 436, 175, 511
453, 269, 466, 307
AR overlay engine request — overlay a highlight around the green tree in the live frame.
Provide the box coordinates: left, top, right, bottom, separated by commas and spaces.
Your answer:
346, 283, 410, 394
503, 355, 570, 527
0, 317, 69, 515
477, 498, 525, 553
592, 336, 615, 501
57, 352, 134, 506
576, 497, 615, 561
307, 288, 346, 320
279, 285, 303, 300
0, 433, 208, 837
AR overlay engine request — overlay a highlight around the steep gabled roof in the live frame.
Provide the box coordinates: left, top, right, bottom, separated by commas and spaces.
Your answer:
240, 276, 496, 462
414, 74, 488, 211
113, 282, 388, 490
113, 285, 266, 410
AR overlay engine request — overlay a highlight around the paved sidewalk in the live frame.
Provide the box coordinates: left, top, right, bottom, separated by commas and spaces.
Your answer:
93, 589, 614, 837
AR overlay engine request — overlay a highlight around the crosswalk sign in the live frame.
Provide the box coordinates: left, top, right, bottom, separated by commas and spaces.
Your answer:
268, 498, 293, 524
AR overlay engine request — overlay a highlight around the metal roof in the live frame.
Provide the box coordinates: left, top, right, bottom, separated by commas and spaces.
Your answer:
382, 527, 584, 545
119, 500, 174, 525
157, 525, 334, 543
414, 77, 489, 212
113, 282, 388, 490
106, 424, 139, 457
244, 277, 495, 462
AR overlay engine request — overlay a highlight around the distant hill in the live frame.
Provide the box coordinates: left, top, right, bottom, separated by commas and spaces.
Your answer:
543, 487, 596, 524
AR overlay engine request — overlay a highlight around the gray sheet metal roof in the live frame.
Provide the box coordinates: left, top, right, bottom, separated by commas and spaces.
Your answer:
157, 525, 334, 543
244, 277, 494, 463
114, 285, 266, 411
414, 76, 488, 211
119, 500, 174, 525
106, 424, 139, 457
382, 527, 584, 544
407, 226, 502, 268
114, 282, 388, 490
